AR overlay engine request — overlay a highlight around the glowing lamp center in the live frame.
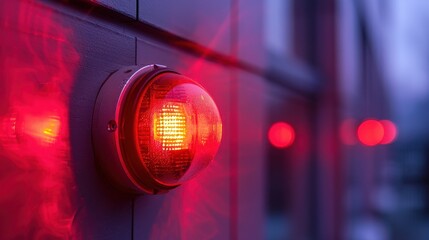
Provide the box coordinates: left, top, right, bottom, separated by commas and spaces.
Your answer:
153, 103, 188, 151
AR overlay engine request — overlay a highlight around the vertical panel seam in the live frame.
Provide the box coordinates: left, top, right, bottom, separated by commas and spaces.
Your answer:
230, 0, 239, 239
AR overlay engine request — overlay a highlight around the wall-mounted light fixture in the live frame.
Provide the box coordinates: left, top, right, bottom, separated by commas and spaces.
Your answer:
92, 65, 222, 194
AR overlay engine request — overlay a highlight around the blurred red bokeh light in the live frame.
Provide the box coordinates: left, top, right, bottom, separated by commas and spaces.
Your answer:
357, 119, 384, 146
268, 122, 295, 148
380, 120, 397, 144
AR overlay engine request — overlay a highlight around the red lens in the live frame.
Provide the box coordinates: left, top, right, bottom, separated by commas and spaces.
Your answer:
134, 73, 222, 185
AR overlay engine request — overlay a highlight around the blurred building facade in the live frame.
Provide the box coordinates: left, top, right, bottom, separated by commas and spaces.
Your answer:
1, 0, 428, 239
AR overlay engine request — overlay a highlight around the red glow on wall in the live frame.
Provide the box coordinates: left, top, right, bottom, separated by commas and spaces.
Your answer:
357, 120, 384, 146
268, 122, 295, 148
0, 1, 79, 238
380, 120, 397, 144
340, 119, 357, 145
22, 115, 61, 144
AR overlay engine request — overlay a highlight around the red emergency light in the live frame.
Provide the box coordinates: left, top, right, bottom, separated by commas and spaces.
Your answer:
268, 122, 295, 148
379, 120, 397, 144
357, 119, 384, 146
92, 65, 222, 194
357, 119, 397, 146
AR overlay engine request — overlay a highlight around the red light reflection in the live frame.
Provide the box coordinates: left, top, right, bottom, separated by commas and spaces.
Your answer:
0, 1, 79, 238
268, 122, 295, 148
23, 115, 61, 144
340, 118, 357, 145
380, 120, 397, 144
357, 119, 384, 146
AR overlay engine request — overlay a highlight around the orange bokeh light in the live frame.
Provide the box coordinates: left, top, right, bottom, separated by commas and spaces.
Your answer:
268, 122, 295, 148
